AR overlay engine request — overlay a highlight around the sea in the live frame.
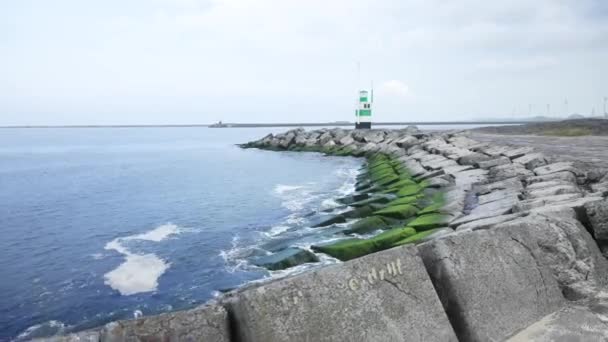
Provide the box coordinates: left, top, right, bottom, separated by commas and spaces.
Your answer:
0, 124, 489, 341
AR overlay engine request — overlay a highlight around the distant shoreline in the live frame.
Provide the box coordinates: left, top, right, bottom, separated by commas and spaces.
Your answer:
0, 120, 538, 129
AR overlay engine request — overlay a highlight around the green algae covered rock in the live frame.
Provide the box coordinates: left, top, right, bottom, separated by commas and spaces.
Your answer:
344, 216, 390, 234
391, 228, 447, 247
348, 196, 392, 208
252, 247, 320, 270
312, 215, 347, 227
312, 227, 416, 261
374, 204, 419, 219
342, 205, 376, 219
385, 195, 423, 207
397, 184, 423, 197
407, 214, 451, 231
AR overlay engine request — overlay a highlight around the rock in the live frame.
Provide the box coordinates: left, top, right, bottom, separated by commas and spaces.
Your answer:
512, 193, 584, 212
419, 228, 564, 342
458, 152, 491, 166
477, 189, 521, 205
393, 227, 454, 246
398, 158, 426, 177
35, 330, 101, 341
252, 247, 319, 271
448, 135, 482, 149
494, 213, 608, 300
525, 184, 581, 199
394, 135, 418, 148
454, 213, 524, 231
591, 181, 608, 194
312, 214, 347, 227
502, 146, 534, 159
421, 156, 459, 171
228, 245, 458, 342
344, 216, 391, 234
488, 163, 534, 182
408, 214, 452, 231
513, 153, 548, 170
317, 131, 333, 145
451, 169, 488, 187
478, 145, 510, 157
415, 169, 445, 181
507, 304, 608, 342
525, 171, 578, 185
373, 204, 418, 219
534, 162, 582, 177
525, 180, 576, 191
474, 177, 524, 195
338, 133, 355, 146
311, 227, 416, 261
99, 304, 230, 342
583, 199, 608, 241
450, 197, 517, 227
363, 131, 386, 144
476, 156, 511, 169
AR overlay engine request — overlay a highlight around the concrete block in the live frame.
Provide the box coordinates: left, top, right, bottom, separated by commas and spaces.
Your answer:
419, 229, 564, 342
228, 245, 457, 342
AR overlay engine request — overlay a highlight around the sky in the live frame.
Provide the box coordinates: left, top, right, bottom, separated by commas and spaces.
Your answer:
1, 0, 608, 125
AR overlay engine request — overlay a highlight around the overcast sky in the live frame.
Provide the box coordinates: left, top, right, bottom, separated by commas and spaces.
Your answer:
1, 0, 607, 125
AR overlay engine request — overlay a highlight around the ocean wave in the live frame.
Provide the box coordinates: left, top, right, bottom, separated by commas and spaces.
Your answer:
103, 224, 182, 296
273, 184, 304, 195
15, 320, 67, 341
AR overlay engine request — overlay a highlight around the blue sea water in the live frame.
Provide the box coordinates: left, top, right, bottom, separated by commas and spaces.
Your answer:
0, 127, 363, 341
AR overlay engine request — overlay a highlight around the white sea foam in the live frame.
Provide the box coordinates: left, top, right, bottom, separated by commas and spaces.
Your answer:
103, 224, 181, 296
273, 184, 304, 195
16, 320, 66, 341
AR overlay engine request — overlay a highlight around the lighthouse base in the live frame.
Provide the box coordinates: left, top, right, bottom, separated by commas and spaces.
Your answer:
355, 122, 371, 129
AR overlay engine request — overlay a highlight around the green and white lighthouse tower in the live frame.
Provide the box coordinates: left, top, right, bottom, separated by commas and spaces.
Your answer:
355, 88, 373, 129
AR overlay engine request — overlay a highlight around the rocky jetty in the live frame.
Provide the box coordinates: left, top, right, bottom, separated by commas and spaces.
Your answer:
37, 127, 608, 341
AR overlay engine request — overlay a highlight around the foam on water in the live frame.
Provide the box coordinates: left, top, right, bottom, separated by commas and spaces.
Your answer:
15, 320, 66, 341
103, 224, 182, 296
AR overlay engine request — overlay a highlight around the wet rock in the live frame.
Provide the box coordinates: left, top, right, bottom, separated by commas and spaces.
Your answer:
583, 199, 608, 241
252, 248, 319, 271
99, 304, 230, 342
228, 245, 458, 342
363, 131, 386, 144
419, 228, 564, 342
344, 216, 391, 234
476, 156, 511, 169
525, 180, 576, 191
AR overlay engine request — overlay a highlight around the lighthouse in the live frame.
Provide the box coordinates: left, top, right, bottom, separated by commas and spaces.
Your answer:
355, 89, 372, 129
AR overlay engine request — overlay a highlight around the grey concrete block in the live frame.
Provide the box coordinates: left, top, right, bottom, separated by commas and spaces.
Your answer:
507, 305, 608, 342
584, 198, 608, 241
99, 304, 230, 342
476, 156, 511, 170
419, 229, 564, 342
494, 213, 608, 300
228, 245, 458, 342
534, 162, 583, 177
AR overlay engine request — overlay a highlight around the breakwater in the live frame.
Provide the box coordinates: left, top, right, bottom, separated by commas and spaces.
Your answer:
36, 127, 608, 341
